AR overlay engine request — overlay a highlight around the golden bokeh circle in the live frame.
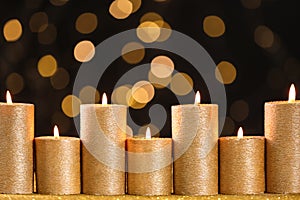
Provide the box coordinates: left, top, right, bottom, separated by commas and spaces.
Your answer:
132, 80, 155, 103
79, 86, 100, 103
74, 40, 95, 62
254, 25, 274, 48
121, 42, 145, 64
3, 19, 23, 42
50, 0, 68, 6
38, 54, 58, 77
170, 73, 193, 95
29, 12, 48, 33
109, 0, 133, 19
129, 0, 141, 13
112, 85, 132, 105
50, 68, 70, 90
140, 12, 163, 24
61, 95, 81, 118
137, 21, 161, 43
148, 70, 172, 89
156, 21, 172, 42
203, 15, 225, 38
38, 24, 57, 45
230, 100, 249, 122
215, 61, 237, 84
6, 73, 24, 95
126, 89, 147, 109
75, 12, 98, 34
150, 55, 174, 78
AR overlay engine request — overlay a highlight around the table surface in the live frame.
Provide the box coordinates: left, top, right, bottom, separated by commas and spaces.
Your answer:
0, 194, 299, 200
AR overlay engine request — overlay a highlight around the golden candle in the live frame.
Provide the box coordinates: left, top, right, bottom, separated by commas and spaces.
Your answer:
172, 91, 218, 195
0, 91, 34, 194
219, 127, 265, 194
35, 126, 80, 195
81, 93, 127, 195
127, 127, 172, 196
265, 84, 300, 193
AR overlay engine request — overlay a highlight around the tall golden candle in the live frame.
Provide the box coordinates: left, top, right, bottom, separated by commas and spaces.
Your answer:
35, 126, 80, 195
127, 128, 172, 196
0, 91, 34, 194
81, 94, 127, 195
172, 91, 218, 195
219, 127, 265, 194
265, 84, 300, 193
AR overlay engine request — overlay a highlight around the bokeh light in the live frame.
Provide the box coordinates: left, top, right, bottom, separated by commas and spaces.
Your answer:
170, 73, 193, 95
230, 100, 249, 122
156, 21, 172, 42
50, 0, 68, 6
254, 25, 274, 48
203, 15, 225, 38
150, 55, 174, 78
61, 95, 81, 118
38, 24, 57, 45
6, 73, 24, 95
38, 54, 58, 77
75, 12, 98, 34
215, 61, 237, 84
29, 12, 48, 33
148, 70, 171, 89
112, 85, 132, 105
79, 86, 100, 103
241, 0, 261, 9
137, 21, 161, 43
140, 12, 163, 24
109, 0, 133, 19
50, 68, 70, 90
121, 42, 145, 64
129, 0, 141, 13
74, 40, 95, 62
3, 19, 23, 42
127, 90, 147, 109
132, 80, 155, 103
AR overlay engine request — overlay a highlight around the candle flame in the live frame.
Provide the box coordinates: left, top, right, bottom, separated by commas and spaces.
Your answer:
6, 91, 12, 104
145, 127, 151, 139
237, 127, 243, 138
194, 91, 201, 104
288, 84, 296, 102
102, 93, 108, 105
54, 125, 59, 139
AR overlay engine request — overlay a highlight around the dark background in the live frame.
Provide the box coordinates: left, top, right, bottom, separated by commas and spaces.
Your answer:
0, 0, 299, 137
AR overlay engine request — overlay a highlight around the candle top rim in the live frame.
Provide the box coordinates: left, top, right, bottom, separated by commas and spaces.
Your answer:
80, 103, 127, 107
219, 136, 265, 140
172, 103, 218, 107
0, 102, 34, 106
35, 136, 80, 140
127, 137, 172, 141
265, 100, 300, 105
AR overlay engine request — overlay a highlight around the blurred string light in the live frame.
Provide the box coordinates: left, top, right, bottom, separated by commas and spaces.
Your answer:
6, 73, 24, 95
61, 95, 81, 118
3, 19, 23, 42
38, 54, 58, 77
29, 12, 48, 33
50, 68, 70, 90
121, 42, 145, 64
230, 100, 249, 122
50, 0, 69, 6
75, 13, 98, 34
240, 0, 261, 9
170, 73, 193, 95
203, 15, 225, 38
79, 86, 100, 103
38, 24, 57, 45
254, 25, 274, 49
215, 61, 237, 84
73, 40, 95, 62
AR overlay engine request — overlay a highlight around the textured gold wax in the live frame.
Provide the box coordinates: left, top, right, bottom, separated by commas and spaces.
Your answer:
35, 137, 80, 195
172, 104, 218, 195
127, 138, 172, 196
0, 103, 34, 194
265, 101, 300, 193
81, 104, 127, 195
219, 136, 265, 194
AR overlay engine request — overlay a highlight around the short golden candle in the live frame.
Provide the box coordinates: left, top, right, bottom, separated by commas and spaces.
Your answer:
0, 91, 34, 194
172, 91, 218, 195
81, 93, 127, 195
127, 127, 172, 196
219, 127, 265, 194
265, 84, 300, 193
35, 125, 80, 195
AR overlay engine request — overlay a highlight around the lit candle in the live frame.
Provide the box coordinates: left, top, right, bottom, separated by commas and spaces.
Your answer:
81, 93, 127, 195
127, 127, 172, 195
0, 91, 34, 194
35, 125, 80, 194
265, 84, 300, 193
172, 91, 218, 195
219, 127, 265, 194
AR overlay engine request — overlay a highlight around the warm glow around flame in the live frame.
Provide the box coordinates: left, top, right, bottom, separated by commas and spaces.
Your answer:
54, 125, 59, 139
194, 91, 201, 104
237, 127, 243, 138
145, 127, 151, 139
288, 84, 296, 102
102, 93, 108, 105
6, 91, 12, 104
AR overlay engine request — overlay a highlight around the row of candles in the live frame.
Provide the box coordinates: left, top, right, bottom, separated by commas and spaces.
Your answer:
0, 84, 299, 195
